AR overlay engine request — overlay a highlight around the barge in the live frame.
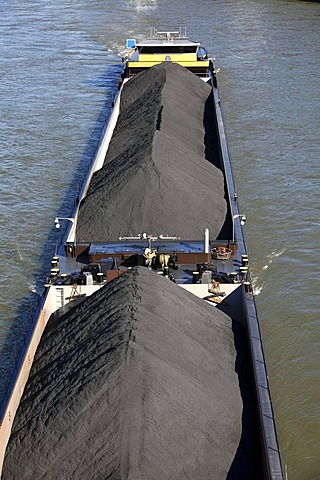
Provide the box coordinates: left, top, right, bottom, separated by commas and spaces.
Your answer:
0, 29, 283, 479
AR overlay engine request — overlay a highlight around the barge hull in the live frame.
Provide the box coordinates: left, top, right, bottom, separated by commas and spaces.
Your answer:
0, 47, 283, 479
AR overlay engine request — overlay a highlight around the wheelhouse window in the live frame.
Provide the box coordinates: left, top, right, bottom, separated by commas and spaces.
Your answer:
138, 46, 197, 54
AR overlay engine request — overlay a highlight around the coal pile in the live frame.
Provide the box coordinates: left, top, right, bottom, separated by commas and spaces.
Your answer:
2, 268, 242, 479
76, 62, 227, 242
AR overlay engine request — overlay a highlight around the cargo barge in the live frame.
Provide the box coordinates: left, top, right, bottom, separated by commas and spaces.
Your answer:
0, 29, 283, 479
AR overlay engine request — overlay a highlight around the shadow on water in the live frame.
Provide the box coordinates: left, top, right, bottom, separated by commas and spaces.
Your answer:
0, 64, 122, 408
203, 90, 232, 241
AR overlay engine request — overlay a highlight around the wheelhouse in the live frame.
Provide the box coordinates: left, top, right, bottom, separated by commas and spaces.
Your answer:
123, 28, 213, 79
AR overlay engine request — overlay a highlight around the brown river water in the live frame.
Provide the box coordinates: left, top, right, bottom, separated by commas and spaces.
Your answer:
0, 1, 319, 478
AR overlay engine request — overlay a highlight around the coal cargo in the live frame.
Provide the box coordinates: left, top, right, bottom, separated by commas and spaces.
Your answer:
76, 62, 227, 243
2, 268, 242, 480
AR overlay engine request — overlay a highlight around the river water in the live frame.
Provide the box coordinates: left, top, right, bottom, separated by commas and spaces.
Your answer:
0, 0, 319, 478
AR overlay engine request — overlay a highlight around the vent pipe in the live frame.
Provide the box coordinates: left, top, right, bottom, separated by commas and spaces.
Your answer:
204, 228, 210, 253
